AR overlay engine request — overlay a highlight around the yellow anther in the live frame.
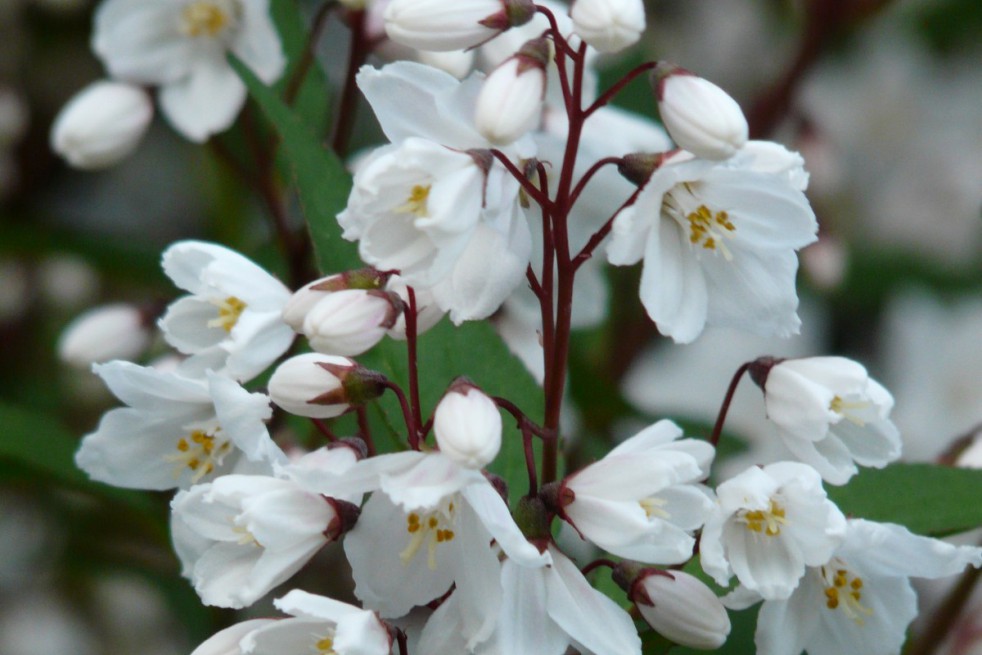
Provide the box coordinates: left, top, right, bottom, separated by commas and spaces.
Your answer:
398, 501, 458, 570
640, 497, 671, 519
739, 500, 787, 536
829, 395, 871, 426
820, 563, 873, 625
685, 204, 735, 259
395, 184, 431, 218
181, 1, 231, 37
315, 636, 336, 654
166, 428, 231, 482
207, 296, 247, 333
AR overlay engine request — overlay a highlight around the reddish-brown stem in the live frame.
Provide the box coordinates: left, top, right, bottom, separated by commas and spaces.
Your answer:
396, 629, 409, 655
356, 405, 376, 456
710, 362, 752, 447
406, 286, 423, 445
283, 1, 337, 107
568, 156, 622, 209
311, 418, 338, 442
526, 265, 543, 302
581, 558, 617, 577
492, 396, 551, 439
331, 8, 370, 156
572, 184, 644, 272
381, 379, 417, 449
490, 150, 551, 208
585, 61, 658, 118
494, 397, 542, 494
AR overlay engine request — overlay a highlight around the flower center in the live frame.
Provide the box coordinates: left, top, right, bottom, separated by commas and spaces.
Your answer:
663, 182, 736, 260
399, 499, 457, 570
180, 0, 237, 38
208, 296, 247, 333
166, 428, 232, 482
640, 496, 671, 520
395, 184, 431, 218
821, 563, 873, 625
738, 499, 787, 536
312, 635, 337, 655
829, 394, 872, 427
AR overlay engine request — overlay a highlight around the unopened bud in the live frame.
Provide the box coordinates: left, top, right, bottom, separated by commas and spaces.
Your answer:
433, 379, 502, 469
570, 0, 646, 54
417, 49, 476, 79
302, 289, 404, 356
384, 0, 536, 52
653, 63, 747, 161
282, 268, 389, 332
50, 80, 153, 170
617, 151, 674, 186
384, 275, 445, 340
631, 569, 731, 650
268, 353, 385, 418
57, 303, 152, 367
475, 38, 549, 145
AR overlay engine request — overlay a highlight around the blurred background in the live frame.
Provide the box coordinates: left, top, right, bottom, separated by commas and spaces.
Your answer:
0, 0, 979, 653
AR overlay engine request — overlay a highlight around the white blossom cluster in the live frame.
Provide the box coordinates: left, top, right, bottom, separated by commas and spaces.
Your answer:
60, 1, 982, 654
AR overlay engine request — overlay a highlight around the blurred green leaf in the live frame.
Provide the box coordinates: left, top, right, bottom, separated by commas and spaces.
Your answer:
270, 0, 332, 134
230, 55, 361, 272
829, 463, 982, 537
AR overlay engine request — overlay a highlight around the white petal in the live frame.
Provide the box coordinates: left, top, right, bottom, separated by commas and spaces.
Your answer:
158, 53, 247, 142
461, 482, 551, 567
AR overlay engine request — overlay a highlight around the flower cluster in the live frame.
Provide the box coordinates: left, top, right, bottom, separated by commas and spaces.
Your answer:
61, 2, 982, 654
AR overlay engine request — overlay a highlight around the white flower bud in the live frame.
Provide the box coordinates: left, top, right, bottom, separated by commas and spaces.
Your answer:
57, 303, 152, 367
570, 0, 646, 54
302, 289, 403, 356
634, 571, 731, 650
384, 274, 445, 340
384, 0, 536, 52
50, 81, 153, 170
282, 268, 389, 332
417, 49, 476, 79
654, 64, 748, 161
433, 381, 502, 469
268, 353, 385, 419
475, 38, 548, 145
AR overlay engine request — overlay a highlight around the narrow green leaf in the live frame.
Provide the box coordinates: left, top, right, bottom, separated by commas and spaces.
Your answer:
229, 55, 361, 272
829, 463, 982, 536
269, 0, 332, 134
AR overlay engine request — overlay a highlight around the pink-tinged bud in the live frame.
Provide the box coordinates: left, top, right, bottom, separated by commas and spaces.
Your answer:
475, 38, 549, 145
654, 63, 748, 161
384, 0, 536, 52
57, 303, 152, 367
632, 570, 731, 650
50, 81, 153, 170
302, 289, 404, 356
268, 353, 386, 418
570, 0, 646, 54
282, 268, 389, 332
433, 379, 502, 469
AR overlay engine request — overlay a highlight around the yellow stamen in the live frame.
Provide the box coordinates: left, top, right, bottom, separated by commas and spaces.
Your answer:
181, 1, 231, 37
640, 496, 671, 519
314, 635, 336, 654
821, 563, 873, 625
739, 500, 787, 536
165, 429, 231, 482
829, 395, 872, 426
207, 296, 246, 333
394, 185, 431, 218
398, 502, 458, 570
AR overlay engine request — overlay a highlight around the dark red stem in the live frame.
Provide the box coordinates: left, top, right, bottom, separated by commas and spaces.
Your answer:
710, 362, 752, 447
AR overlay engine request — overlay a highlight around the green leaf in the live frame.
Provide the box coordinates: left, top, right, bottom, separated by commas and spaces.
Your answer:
829, 463, 982, 537
269, 0, 332, 134
230, 55, 362, 272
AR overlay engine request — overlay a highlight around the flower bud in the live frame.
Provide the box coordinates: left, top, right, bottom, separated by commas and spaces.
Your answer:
268, 353, 386, 418
475, 38, 548, 145
632, 570, 731, 650
302, 289, 404, 356
384, 274, 445, 340
57, 303, 152, 367
570, 0, 646, 54
384, 0, 536, 52
50, 81, 153, 170
282, 268, 390, 332
653, 63, 748, 161
433, 379, 502, 469
417, 49, 476, 79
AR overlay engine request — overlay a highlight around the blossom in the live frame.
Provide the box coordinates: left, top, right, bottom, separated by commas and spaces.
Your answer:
758, 356, 902, 485
700, 461, 847, 600
607, 145, 818, 343
171, 471, 359, 608
50, 80, 153, 169
158, 240, 294, 381
432, 382, 502, 469
57, 302, 151, 367
631, 569, 731, 650
654, 64, 749, 161
474, 38, 548, 145
93, 0, 285, 142
384, 0, 536, 52
190, 619, 275, 655
570, 0, 646, 54
557, 420, 715, 563
268, 353, 386, 420
240, 590, 392, 655
75, 361, 284, 490
726, 519, 982, 655
302, 289, 404, 356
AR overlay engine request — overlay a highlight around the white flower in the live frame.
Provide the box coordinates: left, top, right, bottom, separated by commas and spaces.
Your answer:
303, 290, 403, 356
384, 0, 535, 52
76, 361, 284, 490
93, 0, 285, 142
559, 420, 715, 564
655, 64, 749, 161
570, 0, 646, 54
268, 353, 385, 420
607, 146, 818, 343
281, 268, 390, 333
726, 519, 982, 655
171, 472, 357, 608
190, 619, 275, 655
433, 382, 502, 469
700, 462, 847, 600
474, 39, 548, 145
497, 544, 641, 655
50, 80, 153, 169
760, 356, 902, 485
57, 303, 151, 367
383, 274, 446, 339
240, 590, 392, 655
159, 240, 294, 382
633, 570, 731, 650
